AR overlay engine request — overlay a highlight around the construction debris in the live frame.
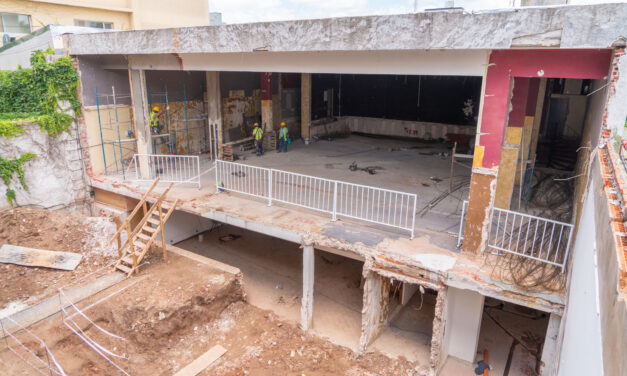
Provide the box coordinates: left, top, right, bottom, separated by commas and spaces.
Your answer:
349, 161, 384, 175
173, 344, 227, 376
0, 244, 82, 271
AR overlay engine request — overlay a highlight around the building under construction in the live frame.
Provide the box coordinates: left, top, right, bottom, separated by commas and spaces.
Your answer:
1, 2, 627, 376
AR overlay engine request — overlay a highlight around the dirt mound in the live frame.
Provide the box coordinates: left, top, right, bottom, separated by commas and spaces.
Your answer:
0, 207, 118, 311
106, 277, 244, 346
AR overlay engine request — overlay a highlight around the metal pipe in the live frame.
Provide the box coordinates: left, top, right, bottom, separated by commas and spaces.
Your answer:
95, 88, 108, 175
112, 86, 125, 178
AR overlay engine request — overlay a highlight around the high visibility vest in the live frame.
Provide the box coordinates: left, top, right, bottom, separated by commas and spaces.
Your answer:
253, 127, 263, 141
149, 111, 159, 127
279, 127, 288, 140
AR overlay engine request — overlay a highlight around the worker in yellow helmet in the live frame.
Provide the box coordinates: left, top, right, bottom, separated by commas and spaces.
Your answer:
277, 121, 289, 153
253, 122, 264, 156
149, 106, 166, 134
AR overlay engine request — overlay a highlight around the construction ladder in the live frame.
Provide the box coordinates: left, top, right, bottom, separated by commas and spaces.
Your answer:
109, 178, 179, 276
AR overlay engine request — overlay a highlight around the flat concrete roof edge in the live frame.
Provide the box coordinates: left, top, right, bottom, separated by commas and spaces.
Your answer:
67, 3, 627, 56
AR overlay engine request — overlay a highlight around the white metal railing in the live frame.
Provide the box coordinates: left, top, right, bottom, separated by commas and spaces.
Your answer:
215, 160, 417, 238
131, 154, 201, 188
458, 200, 574, 272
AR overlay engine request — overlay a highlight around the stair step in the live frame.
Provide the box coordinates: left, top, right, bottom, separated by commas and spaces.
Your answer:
116, 264, 132, 274
137, 233, 151, 241
132, 239, 147, 249
147, 218, 161, 226
122, 254, 138, 264
143, 226, 157, 233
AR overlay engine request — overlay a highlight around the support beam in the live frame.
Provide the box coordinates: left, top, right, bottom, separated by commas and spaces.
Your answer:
301, 244, 314, 331
540, 313, 562, 376
359, 269, 390, 352
429, 287, 448, 375
128, 68, 152, 176
261, 72, 273, 132
301, 73, 311, 140
442, 287, 484, 363
206, 71, 222, 159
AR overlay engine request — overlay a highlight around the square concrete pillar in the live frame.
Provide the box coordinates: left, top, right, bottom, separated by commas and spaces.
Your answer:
128, 68, 152, 177
359, 270, 390, 352
301, 73, 311, 140
206, 71, 222, 159
540, 313, 561, 375
442, 287, 485, 363
261, 72, 273, 132
301, 244, 314, 331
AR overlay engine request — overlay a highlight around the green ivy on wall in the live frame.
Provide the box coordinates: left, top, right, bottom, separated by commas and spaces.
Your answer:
0, 49, 80, 137
0, 153, 37, 205
0, 49, 79, 204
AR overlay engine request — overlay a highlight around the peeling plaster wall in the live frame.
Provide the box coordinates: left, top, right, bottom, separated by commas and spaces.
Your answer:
0, 123, 89, 211
67, 4, 627, 55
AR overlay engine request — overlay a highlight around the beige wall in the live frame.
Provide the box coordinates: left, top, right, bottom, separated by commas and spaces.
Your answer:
131, 0, 210, 30
0, 0, 209, 40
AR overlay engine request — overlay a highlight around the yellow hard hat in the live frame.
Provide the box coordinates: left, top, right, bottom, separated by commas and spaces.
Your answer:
280, 122, 286, 126
153, 106, 160, 112
254, 122, 259, 126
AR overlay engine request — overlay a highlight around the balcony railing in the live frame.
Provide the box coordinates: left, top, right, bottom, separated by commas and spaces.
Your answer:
215, 160, 417, 238
130, 154, 201, 188
458, 201, 574, 272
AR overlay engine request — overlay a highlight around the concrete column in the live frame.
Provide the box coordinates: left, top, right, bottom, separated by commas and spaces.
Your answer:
261, 72, 273, 132
128, 68, 152, 177
301, 244, 314, 331
359, 269, 390, 352
462, 169, 497, 255
429, 287, 448, 374
206, 71, 222, 159
442, 287, 484, 363
301, 73, 311, 140
540, 313, 562, 376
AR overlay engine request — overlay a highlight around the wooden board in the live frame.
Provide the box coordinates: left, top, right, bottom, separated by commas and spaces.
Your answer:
173, 345, 227, 376
0, 244, 82, 271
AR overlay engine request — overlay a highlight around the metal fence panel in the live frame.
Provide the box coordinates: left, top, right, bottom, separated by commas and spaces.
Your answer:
215, 160, 416, 237
132, 154, 201, 188
458, 200, 574, 271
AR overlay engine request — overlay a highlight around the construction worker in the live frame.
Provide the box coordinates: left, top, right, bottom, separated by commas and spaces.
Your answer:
149, 106, 165, 134
278, 121, 288, 153
253, 122, 263, 156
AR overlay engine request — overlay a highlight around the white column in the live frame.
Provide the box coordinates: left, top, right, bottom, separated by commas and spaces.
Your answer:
301, 244, 314, 331
359, 269, 390, 352
540, 313, 562, 376
442, 286, 485, 363
128, 68, 152, 177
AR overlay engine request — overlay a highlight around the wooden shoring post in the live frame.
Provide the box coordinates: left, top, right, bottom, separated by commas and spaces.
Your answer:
159, 204, 167, 262
450, 141, 457, 194
114, 216, 121, 257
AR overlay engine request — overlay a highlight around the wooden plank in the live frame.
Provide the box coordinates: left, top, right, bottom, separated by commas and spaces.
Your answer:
94, 188, 139, 211
0, 245, 82, 271
173, 345, 227, 376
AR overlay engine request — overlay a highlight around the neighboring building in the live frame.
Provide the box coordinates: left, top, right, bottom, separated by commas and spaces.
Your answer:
0, 0, 210, 43
209, 12, 223, 26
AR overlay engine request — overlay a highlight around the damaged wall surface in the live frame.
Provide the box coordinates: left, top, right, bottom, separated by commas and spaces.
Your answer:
0, 123, 88, 211
67, 4, 627, 56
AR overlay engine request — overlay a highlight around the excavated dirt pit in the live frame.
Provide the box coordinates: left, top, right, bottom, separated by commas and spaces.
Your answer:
0, 207, 118, 314
1, 250, 419, 375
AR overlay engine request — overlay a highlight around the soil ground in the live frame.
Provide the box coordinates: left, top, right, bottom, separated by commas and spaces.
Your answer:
0, 250, 419, 376
0, 208, 117, 314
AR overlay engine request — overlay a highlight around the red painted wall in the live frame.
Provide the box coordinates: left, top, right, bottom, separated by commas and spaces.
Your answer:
508, 77, 530, 127
478, 49, 612, 168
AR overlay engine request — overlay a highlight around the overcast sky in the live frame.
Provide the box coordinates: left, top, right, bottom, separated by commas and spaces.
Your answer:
210, 0, 620, 24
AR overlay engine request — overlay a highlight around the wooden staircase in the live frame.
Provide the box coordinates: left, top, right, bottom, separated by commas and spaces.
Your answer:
109, 178, 179, 276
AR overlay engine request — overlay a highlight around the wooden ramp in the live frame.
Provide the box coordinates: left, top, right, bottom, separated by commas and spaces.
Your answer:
109, 178, 179, 276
